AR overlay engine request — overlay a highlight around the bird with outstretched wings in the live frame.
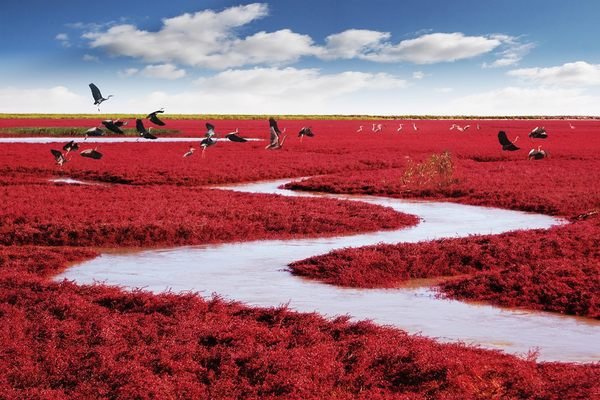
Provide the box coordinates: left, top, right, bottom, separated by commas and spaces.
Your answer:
498, 131, 520, 151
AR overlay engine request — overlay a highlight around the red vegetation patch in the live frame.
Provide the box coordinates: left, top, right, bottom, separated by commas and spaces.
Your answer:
290, 218, 600, 318
0, 247, 598, 399
1, 118, 600, 397
0, 183, 415, 247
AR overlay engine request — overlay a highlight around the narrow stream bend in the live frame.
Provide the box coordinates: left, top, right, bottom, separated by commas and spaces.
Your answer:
55, 178, 600, 362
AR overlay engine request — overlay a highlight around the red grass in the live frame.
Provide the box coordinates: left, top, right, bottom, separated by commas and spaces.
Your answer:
1, 246, 598, 399
1, 118, 599, 397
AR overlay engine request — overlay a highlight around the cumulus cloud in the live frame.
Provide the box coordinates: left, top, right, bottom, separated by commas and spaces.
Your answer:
82, 3, 318, 69
82, 3, 520, 69
412, 71, 425, 80
507, 61, 600, 86
322, 29, 390, 59
0, 86, 86, 113
450, 86, 599, 115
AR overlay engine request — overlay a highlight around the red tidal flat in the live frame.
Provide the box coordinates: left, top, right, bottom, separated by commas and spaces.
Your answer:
1, 118, 599, 398
1, 247, 598, 399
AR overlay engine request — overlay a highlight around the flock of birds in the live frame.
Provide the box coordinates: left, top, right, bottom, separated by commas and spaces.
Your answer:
50, 83, 565, 166
497, 126, 550, 159
50, 83, 315, 165
356, 120, 554, 160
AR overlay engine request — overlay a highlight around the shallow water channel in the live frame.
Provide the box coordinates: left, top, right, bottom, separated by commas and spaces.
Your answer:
55, 178, 600, 362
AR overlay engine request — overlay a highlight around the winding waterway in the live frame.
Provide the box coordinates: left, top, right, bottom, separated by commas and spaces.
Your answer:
55, 178, 600, 362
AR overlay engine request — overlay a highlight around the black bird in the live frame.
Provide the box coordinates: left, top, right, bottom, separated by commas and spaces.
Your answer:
225, 128, 247, 142
136, 119, 157, 140
147, 109, 166, 126
266, 117, 286, 150
528, 146, 548, 160
102, 119, 127, 134
50, 149, 67, 166
529, 126, 548, 139
80, 148, 103, 160
85, 127, 104, 138
62, 140, 79, 153
498, 131, 520, 151
89, 83, 113, 110
298, 126, 314, 142
200, 137, 217, 158
205, 123, 216, 138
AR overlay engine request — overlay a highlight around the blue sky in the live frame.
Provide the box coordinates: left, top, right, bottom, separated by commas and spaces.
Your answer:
2, 0, 600, 115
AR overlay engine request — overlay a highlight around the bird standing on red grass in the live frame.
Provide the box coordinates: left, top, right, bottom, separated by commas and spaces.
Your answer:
80, 147, 103, 160
183, 147, 195, 157
528, 145, 548, 160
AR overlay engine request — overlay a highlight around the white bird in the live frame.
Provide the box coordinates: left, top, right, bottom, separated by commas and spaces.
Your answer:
569, 122, 575, 129
183, 147, 195, 157
477, 124, 481, 130
373, 123, 382, 133
397, 124, 403, 132
356, 125, 364, 132
413, 123, 418, 131
372, 123, 377, 132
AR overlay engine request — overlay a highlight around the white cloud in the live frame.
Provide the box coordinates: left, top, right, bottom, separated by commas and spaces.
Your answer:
360, 32, 502, 64
82, 54, 99, 62
55, 33, 70, 47
507, 61, 600, 86
450, 86, 599, 115
435, 87, 453, 93
82, 3, 521, 69
483, 35, 535, 68
141, 64, 186, 80
82, 3, 318, 69
118, 68, 139, 78
322, 29, 390, 59
121, 67, 407, 114
0, 86, 85, 113
412, 71, 425, 80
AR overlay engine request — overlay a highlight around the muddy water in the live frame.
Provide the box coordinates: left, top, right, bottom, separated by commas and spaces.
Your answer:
55, 179, 600, 362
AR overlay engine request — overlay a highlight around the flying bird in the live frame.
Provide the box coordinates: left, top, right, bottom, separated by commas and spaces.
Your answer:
102, 119, 127, 134
529, 126, 548, 139
89, 83, 113, 110
205, 123, 216, 138
183, 147, 195, 157
147, 109, 166, 126
266, 117, 286, 150
80, 148, 103, 160
62, 140, 79, 153
528, 146, 547, 160
225, 128, 247, 142
136, 119, 157, 140
298, 127, 314, 142
50, 149, 67, 166
85, 127, 104, 139
498, 131, 520, 151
